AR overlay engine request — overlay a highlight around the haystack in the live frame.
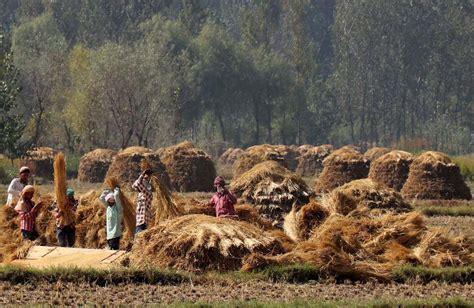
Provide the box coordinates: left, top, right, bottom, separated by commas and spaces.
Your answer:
159, 141, 216, 192
20, 147, 58, 180
401, 151, 471, 200
296, 145, 334, 177
231, 161, 310, 225
78, 149, 116, 183
364, 147, 390, 162
369, 150, 413, 191
314, 146, 369, 193
218, 147, 244, 166
128, 214, 287, 272
105, 147, 170, 187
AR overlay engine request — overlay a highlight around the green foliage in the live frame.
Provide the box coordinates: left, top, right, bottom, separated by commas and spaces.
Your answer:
420, 205, 474, 217
452, 155, 474, 181
393, 265, 474, 284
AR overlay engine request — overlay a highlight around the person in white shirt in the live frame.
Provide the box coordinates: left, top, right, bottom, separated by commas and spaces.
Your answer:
7, 166, 31, 207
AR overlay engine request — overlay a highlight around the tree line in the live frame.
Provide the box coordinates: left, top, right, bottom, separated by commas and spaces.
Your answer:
0, 0, 472, 157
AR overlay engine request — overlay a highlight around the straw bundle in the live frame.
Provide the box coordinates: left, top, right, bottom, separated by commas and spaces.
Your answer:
20, 147, 57, 180
368, 150, 413, 191
54, 153, 75, 226
283, 200, 329, 242
128, 214, 287, 271
363, 147, 390, 162
78, 149, 116, 182
401, 151, 471, 200
105, 177, 136, 233
218, 147, 244, 166
151, 175, 182, 225
296, 145, 334, 177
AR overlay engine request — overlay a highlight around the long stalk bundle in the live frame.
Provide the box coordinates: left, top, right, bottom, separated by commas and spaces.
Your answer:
105, 176, 136, 233
151, 175, 181, 224
54, 153, 75, 226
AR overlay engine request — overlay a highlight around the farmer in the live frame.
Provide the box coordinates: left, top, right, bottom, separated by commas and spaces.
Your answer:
132, 168, 153, 234
209, 176, 237, 218
15, 185, 43, 241
99, 186, 123, 250
7, 166, 31, 207
53, 188, 78, 247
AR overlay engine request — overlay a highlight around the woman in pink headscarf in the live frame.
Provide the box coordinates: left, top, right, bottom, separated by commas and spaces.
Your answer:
208, 176, 237, 218
15, 185, 43, 241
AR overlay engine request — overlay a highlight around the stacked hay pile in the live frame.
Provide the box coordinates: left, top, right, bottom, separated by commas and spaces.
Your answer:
296, 144, 334, 177
159, 141, 216, 192
128, 214, 287, 271
218, 147, 244, 166
105, 147, 170, 188
231, 160, 310, 225
363, 147, 390, 162
401, 151, 471, 200
78, 149, 116, 183
369, 150, 413, 191
20, 147, 58, 180
245, 179, 473, 280
314, 146, 369, 193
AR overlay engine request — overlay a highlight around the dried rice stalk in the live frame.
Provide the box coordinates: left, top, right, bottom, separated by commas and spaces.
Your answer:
151, 175, 181, 224
54, 153, 75, 226
105, 176, 136, 233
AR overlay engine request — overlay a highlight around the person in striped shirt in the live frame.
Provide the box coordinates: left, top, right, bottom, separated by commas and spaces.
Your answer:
14, 185, 43, 241
132, 169, 153, 234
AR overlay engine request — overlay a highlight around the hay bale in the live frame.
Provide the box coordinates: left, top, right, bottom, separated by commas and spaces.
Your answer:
128, 214, 287, 272
401, 151, 471, 200
78, 149, 116, 183
105, 147, 170, 188
368, 150, 413, 191
159, 141, 216, 192
231, 161, 310, 225
54, 153, 75, 226
296, 145, 334, 177
364, 147, 390, 162
218, 148, 244, 166
314, 146, 370, 193
20, 147, 58, 180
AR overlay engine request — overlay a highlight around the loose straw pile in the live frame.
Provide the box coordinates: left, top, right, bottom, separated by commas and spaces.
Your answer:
54, 153, 75, 226
151, 175, 181, 224
105, 176, 136, 233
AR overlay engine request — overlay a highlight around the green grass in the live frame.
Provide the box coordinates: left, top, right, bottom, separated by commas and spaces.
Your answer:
420, 205, 474, 217
452, 155, 474, 181
393, 265, 474, 284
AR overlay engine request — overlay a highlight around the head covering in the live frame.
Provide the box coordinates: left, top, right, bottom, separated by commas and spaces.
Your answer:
214, 176, 226, 187
19, 166, 31, 174
105, 193, 115, 203
22, 185, 35, 194
67, 188, 75, 198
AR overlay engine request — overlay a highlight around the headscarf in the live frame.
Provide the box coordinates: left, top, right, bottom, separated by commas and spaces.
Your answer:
19, 166, 31, 174
214, 176, 226, 187
15, 185, 35, 212
67, 188, 75, 198
105, 193, 115, 203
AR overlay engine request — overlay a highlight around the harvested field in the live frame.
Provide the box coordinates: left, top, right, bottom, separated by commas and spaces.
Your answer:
159, 141, 216, 192
363, 147, 390, 162
78, 149, 116, 183
426, 216, 474, 238
295, 145, 333, 177
401, 151, 472, 200
368, 150, 413, 191
20, 147, 57, 180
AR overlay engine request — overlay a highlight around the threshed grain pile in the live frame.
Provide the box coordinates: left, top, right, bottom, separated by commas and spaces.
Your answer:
128, 214, 288, 272
20, 147, 58, 180
218, 147, 244, 166
314, 146, 370, 193
78, 149, 116, 183
401, 151, 471, 200
159, 141, 216, 192
105, 146, 170, 188
231, 161, 310, 225
296, 144, 334, 177
363, 147, 390, 162
369, 150, 413, 191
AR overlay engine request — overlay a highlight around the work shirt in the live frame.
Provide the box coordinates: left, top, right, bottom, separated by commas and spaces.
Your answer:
7, 178, 26, 206
16, 199, 39, 232
209, 190, 237, 217
99, 188, 123, 240
132, 175, 153, 226
53, 199, 79, 228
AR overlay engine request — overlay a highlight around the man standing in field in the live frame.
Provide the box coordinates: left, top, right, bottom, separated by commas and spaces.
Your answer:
15, 185, 43, 241
99, 186, 123, 250
53, 188, 78, 247
7, 166, 31, 207
209, 176, 237, 218
132, 169, 153, 234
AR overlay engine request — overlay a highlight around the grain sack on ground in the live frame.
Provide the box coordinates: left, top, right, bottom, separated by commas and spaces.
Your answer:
314, 146, 369, 193
128, 214, 288, 272
363, 147, 390, 162
20, 147, 58, 180
78, 149, 116, 183
231, 161, 310, 225
401, 151, 471, 200
368, 150, 413, 191
296, 145, 334, 177
218, 147, 244, 166
159, 141, 216, 192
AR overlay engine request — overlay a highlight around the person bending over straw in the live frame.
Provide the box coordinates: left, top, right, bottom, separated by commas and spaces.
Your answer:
132, 168, 153, 234
53, 188, 78, 247
209, 176, 238, 218
15, 185, 43, 241
99, 186, 123, 250
7, 166, 31, 207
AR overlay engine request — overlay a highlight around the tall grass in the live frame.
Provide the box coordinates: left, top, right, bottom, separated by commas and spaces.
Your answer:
452, 155, 474, 181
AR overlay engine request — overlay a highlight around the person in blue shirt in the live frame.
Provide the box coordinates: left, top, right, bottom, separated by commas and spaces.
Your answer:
99, 186, 123, 250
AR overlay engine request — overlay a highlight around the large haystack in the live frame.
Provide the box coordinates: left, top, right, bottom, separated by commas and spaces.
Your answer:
218, 147, 244, 166
369, 150, 413, 191
231, 161, 310, 225
78, 149, 116, 183
128, 214, 287, 272
20, 147, 58, 180
296, 145, 334, 177
159, 141, 216, 192
314, 146, 369, 193
364, 147, 390, 162
401, 151, 471, 200
105, 147, 170, 188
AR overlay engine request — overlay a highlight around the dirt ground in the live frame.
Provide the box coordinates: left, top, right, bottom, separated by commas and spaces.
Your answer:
0, 281, 472, 306
426, 216, 474, 238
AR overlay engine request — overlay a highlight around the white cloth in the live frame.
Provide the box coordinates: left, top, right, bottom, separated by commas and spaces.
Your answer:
7, 178, 25, 206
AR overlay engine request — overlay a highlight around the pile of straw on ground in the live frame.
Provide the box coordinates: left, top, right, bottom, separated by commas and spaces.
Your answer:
314, 146, 370, 193
368, 150, 413, 191
105, 147, 170, 188
296, 145, 334, 177
401, 151, 471, 200
78, 149, 116, 183
218, 148, 244, 166
20, 147, 58, 180
159, 141, 216, 192
128, 214, 288, 272
231, 161, 310, 225
363, 147, 390, 162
